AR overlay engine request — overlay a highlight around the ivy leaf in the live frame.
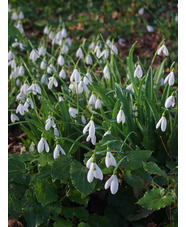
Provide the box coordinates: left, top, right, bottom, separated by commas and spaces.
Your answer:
137, 187, 175, 210
70, 160, 96, 197
122, 150, 153, 170
35, 179, 58, 206
8, 192, 22, 219
51, 155, 72, 183
61, 207, 89, 221
143, 162, 167, 177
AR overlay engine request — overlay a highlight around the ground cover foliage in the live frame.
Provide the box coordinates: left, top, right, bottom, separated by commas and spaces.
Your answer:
8, 1, 178, 226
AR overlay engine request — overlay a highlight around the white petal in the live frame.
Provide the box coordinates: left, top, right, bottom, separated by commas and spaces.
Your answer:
87, 164, 94, 183
38, 138, 44, 153
110, 175, 119, 194
161, 116, 167, 132
86, 157, 93, 169
53, 146, 59, 159
156, 118, 162, 129
104, 176, 113, 189
94, 164, 103, 180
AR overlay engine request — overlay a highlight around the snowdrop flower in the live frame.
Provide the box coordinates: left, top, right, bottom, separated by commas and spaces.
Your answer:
48, 76, 58, 89
11, 113, 19, 123
95, 98, 103, 109
146, 25, 154, 32
70, 69, 81, 83
16, 79, 20, 86
117, 109, 125, 124
61, 44, 69, 54
77, 81, 89, 94
47, 64, 56, 74
19, 42, 25, 50
157, 44, 169, 56
49, 31, 54, 39
165, 95, 175, 108
164, 72, 175, 86
12, 39, 19, 47
81, 116, 86, 125
87, 162, 103, 183
138, 8, 144, 15
28, 83, 41, 95
15, 21, 24, 34
20, 83, 29, 95
54, 127, 59, 137
86, 157, 93, 169
43, 26, 49, 34
126, 83, 134, 92
61, 28, 67, 38
88, 94, 97, 106
103, 65, 110, 79
76, 47, 84, 59
41, 74, 48, 84
19, 11, 24, 19
83, 72, 92, 85
85, 54, 93, 65
24, 98, 34, 109
106, 39, 112, 48
58, 96, 64, 102
69, 107, 78, 118
105, 152, 116, 168
89, 42, 95, 50
103, 130, 111, 137
111, 44, 118, 55
37, 137, 49, 153
16, 103, 28, 115
40, 59, 47, 70
69, 83, 76, 92
16, 92, 26, 102
101, 49, 109, 59
59, 68, 66, 79
29, 49, 39, 62
134, 65, 143, 78
10, 59, 16, 69
11, 12, 18, 20
65, 38, 72, 46
18, 66, 24, 76
38, 46, 46, 56
57, 55, 65, 66
53, 144, 66, 159
104, 175, 119, 194
156, 115, 167, 132
8, 51, 15, 61
83, 119, 96, 145
94, 46, 101, 58
45, 116, 55, 131
56, 31, 62, 40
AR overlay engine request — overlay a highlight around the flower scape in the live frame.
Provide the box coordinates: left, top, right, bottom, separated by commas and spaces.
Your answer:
8, 1, 178, 226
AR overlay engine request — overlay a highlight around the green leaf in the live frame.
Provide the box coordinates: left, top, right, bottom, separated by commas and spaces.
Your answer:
70, 160, 96, 196
53, 218, 73, 227
35, 179, 58, 206
8, 192, 22, 219
61, 207, 89, 221
51, 155, 72, 183
31, 164, 52, 183
122, 150, 153, 170
67, 187, 90, 206
137, 187, 175, 210
8, 155, 25, 183
8, 25, 22, 39
88, 214, 109, 227
37, 152, 54, 167
124, 170, 147, 189
145, 97, 159, 124
127, 208, 153, 221
143, 162, 167, 177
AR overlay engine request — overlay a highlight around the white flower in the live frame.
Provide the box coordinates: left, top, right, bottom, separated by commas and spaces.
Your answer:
47, 64, 56, 74
10, 59, 16, 69
37, 137, 49, 153
86, 157, 93, 169
61, 28, 67, 38
16, 79, 20, 86
28, 84, 41, 95
103, 65, 110, 79
138, 8, 144, 15
94, 46, 101, 58
69, 83, 76, 92
134, 65, 143, 78
38, 46, 46, 56
61, 44, 69, 54
106, 39, 112, 48
58, 96, 64, 102
12, 40, 19, 47
165, 95, 175, 108
18, 66, 24, 76
19, 11, 24, 19
88, 94, 97, 106
16, 92, 26, 102
19, 43, 25, 50
16, 103, 28, 115
20, 83, 29, 95
85, 54, 93, 65
53, 144, 66, 159
57, 55, 65, 66
69, 107, 78, 118
45, 116, 55, 131
87, 162, 103, 183
104, 175, 119, 194
76, 48, 84, 59
164, 72, 175, 86
43, 26, 49, 34
11, 12, 18, 20
105, 152, 116, 168
83, 120, 96, 145
117, 109, 125, 124
48, 76, 58, 89
49, 31, 54, 39
103, 130, 111, 137
29, 49, 39, 62
156, 116, 167, 132
8, 51, 15, 61
77, 81, 89, 94
95, 98, 103, 109
111, 44, 118, 55
40, 59, 47, 70
101, 49, 109, 59
59, 68, 66, 79
70, 69, 81, 83
157, 44, 169, 56
11, 113, 19, 123
146, 25, 154, 32
41, 74, 48, 84
81, 116, 86, 124
24, 98, 34, 109
83, 72, 92, 85
65, 38, 72, 46
56, 31, 62, 40
89, 42, 95, 50
126, 83, 134, 92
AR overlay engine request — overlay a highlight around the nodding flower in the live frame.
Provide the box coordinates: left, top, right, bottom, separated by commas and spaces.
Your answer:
157, 44, 169, 56
53, 144, 66, 159
117, 109, 125, 124
76, 47, 84, 59
156, 115, 167, 132
37, 137, 49, 153
104, 175, 119, 194
165, 95, 175, 108
87, 162, 103, 183
164, 72, 175, 86
134, 65, 143, 78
